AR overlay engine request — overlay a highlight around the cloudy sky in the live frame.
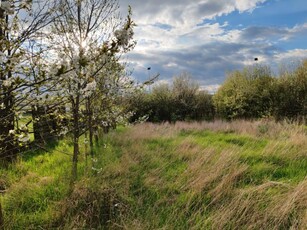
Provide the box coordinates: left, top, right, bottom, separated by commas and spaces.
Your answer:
119, 0, 307, 92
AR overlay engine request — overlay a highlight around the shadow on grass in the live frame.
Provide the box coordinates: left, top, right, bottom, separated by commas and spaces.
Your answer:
22, 138, 62, 162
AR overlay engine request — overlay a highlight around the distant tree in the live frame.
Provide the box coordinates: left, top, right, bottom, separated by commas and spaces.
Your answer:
150, 83, 174, 122
192, 91, 215, 121
127, 72, 215, 122
213, 65, 274, 120
273, 60, 307, 121
172, 73, 199, 120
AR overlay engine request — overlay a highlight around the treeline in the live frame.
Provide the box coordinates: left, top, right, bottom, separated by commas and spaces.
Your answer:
126, 73, 215, 122
127, 60, 307, 122
214, 60, 307, 121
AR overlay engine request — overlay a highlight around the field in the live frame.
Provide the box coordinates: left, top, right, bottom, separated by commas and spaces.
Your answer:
1, 120, 307, 229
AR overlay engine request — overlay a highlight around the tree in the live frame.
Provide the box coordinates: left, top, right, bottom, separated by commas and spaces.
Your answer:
126, 73, 214, 122
213, 65, 274, 120
0, 0, 57, 162
273, 60, 307, 121
49, 0, 135, 183
172, 73, 200, 121
0, 200, 3, 229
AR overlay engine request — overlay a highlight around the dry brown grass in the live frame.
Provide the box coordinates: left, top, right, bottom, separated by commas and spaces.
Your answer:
209, 178, 307, 230
128, 119, 306, 141
59, 181, 127, 229
125, 122, 178, 141
99, 120, 307, 229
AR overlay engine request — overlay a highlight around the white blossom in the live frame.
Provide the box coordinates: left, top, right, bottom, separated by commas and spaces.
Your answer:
59, 127, 68, 136
91, 158, 98, 163
91, 166, 102, 173
18, 113, 23, 119
3, 79, 12, 87
20, 124, 28, 131
9, 129, 15, 135
20, 0, 32, 11
114, 28, 133, 46
82, 80, 97, 97
18, 133, 30, 142
0, 1, 14, 15
101, 121, 108, 127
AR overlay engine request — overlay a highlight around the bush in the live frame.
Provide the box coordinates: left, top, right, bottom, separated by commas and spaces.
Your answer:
213, 65, 274, 120
272, 60, 307, 121
127, 73, 215, 122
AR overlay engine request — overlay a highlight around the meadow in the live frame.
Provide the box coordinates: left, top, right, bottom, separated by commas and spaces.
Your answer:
0, 120, 306, 229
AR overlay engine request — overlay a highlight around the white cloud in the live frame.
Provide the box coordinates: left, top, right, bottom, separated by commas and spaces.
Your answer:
120, 0, 306, 88
235, 0, 266, 12
200, 84, 221, 94
274, 49, 307, 62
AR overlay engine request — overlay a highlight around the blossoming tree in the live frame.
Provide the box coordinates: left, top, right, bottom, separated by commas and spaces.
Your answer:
0, 0, 56, 161
49, 0, 135, 183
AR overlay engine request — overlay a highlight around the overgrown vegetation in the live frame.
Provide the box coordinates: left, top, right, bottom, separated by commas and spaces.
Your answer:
126, 73, 215, 123
214, 61, 307, 121
1, 120, 306, 229
0, 0, 306, 229
126, 60, 306, 123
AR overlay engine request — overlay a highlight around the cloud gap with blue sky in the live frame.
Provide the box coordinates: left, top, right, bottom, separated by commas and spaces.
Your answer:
119, 0, 307, 93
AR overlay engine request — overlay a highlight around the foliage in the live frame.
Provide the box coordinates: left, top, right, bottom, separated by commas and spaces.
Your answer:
0, 0, 57, 160
272, 60, 307, 121
127, 73, 215, 123
213, 65, 274, 120
214, 61, 307, 121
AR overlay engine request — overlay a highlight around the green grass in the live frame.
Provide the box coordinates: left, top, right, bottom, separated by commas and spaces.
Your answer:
92, 122, 307, 229
1, 120, 306, 229
0, 137, 90, 229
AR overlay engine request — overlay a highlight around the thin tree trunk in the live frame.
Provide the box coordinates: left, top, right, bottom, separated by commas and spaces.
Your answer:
87, 98, 94, 156
0, 10, 16, 162
70, 0, 82, 186
0, 200, 3, 229
71, 94, 80, 185
84, 131, 88, 174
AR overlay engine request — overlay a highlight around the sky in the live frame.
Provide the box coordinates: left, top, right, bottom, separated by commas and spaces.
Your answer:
119, 0, 307, 92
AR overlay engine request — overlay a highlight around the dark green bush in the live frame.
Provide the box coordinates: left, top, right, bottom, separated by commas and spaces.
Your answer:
127, 73, 215, 122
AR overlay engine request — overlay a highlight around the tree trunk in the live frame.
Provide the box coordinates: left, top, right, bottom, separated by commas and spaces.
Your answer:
0, 17, 18, 162
0, 10, 16, 162
0, 200, 3, 229
87, 98, 94, 156
0, 89, 15, 162
71, 94, 80, 185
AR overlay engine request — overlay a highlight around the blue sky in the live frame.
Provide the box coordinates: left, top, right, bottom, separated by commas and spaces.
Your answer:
119, 0, 307, 92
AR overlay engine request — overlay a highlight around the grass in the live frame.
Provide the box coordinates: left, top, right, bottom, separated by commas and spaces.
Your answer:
93, 121, 307, 229
0, 120, 306, 229
0, 137, 88, 229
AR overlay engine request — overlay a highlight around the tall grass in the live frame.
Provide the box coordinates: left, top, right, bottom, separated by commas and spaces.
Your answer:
94, 120, 307, 229
0, 120, 306, 229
